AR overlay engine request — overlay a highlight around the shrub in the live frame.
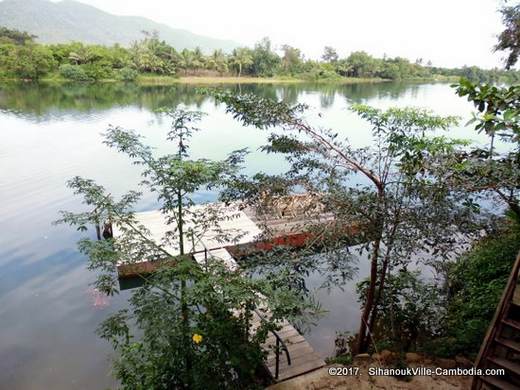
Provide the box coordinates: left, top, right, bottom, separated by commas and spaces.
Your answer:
358, 269, 444, 354
436, 222, 520, 357
117, 67, 138, 82
83, 63, 113, 80
59, 64, 92, 82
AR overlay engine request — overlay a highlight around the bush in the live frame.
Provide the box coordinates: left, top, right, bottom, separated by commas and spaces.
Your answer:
117, 67, 138, 82
436, 222, 520, 357
358, 269, 444, 353
59, 64, 92, 82
83, 63, 113, 80
6, 44, 56, 80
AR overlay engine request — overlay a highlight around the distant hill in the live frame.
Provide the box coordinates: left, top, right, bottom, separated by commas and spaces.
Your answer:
0, 0, 240, 52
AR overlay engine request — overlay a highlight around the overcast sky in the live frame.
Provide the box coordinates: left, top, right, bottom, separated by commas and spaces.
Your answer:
60, 0, 506, 69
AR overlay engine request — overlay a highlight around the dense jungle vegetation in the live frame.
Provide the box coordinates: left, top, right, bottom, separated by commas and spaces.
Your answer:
0, 26, 519, 83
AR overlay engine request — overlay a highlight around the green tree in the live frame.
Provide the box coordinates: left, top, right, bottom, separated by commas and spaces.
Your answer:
322, 46, 339, 63
231, 47, 253, 77
6, 44, 56, 80
452, 80, 520, 220
357, 269, 444, 353
344, 51, 380, 78
251, 37, 280, 77
0, 26, 36, 45
207, 49, 228, 75
209, 90, 482, 354
495, 3, 520, 69
57, 108, 312, 388
280, 45, 302, 74
130, 32, 175, 75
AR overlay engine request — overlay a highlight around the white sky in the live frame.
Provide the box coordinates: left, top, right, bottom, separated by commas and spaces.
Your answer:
58, 0, 506, 68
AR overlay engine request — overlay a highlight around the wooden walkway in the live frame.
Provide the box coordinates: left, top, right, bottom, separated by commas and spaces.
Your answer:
116, 206, 326, 382
193, 247, 326, 382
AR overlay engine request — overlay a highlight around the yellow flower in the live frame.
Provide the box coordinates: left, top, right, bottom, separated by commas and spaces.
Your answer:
192, 333, 203, 344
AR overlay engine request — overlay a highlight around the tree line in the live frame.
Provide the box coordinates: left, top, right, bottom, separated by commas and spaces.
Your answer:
0, 27, 518, 83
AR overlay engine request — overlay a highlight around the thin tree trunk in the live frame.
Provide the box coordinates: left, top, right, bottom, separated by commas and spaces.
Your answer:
355, 237, 381, 354
368, 248, 390, 332
368, 218, 399, 332
355, 185, 385, 354
177, 156, 191, 387
238, 63, 242, 78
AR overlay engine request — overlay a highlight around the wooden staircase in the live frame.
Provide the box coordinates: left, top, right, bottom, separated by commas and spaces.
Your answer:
473, 252, 520, 390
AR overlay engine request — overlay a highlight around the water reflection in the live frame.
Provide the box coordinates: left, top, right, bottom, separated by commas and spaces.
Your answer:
0, 81, 434, 122
0, 81, 477, 389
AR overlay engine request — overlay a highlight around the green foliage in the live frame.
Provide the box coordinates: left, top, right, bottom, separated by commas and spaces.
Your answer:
57, 107, 314, 388
210, 90, 484, 354
436, 224, 520, 357
97, 258, 296, 389
357, 270, 444, 352
130, 31, 176, 75
455, 78, 520, 141
451, 78, 520, 220
59, 64, 92, 82
0, 26, 35, 45
0, 27, 519, 82
280, 45, 303, 75
325, 354, 353, 366
230, 47, 253, 77
3, 44, 56, 79
495, 3, 520, 69
322, 46, 339, 63
117, 67, 139, 82
250, 38, 280, 77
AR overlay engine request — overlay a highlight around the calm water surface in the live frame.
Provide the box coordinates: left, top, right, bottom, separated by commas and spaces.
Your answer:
0, 81, 491, 389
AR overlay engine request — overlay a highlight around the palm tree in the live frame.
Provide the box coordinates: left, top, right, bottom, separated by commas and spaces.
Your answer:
231, 48, 253, 77
179, 49, 195, 75
207, 49, 228, 75
192, 47, 206, 74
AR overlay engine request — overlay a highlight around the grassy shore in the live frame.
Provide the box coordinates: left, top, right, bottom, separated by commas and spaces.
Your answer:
135, 75, 390, 85
1, 74, 458, 85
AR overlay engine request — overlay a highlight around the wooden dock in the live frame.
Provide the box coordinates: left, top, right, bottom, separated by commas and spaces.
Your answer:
193, 247, 325, 382
114, 202, 326, 382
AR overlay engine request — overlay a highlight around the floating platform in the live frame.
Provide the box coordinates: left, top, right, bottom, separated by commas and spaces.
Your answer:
116, 202, 359, 278
113, 200, 329, 382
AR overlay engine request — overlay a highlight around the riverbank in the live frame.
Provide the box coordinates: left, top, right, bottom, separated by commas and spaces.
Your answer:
136, 75, 390, 85
0, 74, 458, 85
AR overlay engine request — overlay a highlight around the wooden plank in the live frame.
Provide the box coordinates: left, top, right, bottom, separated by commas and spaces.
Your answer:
193, 248, 238, 271
266, 343, 315, 363
479, 375, 519, 390
513, 283, 520, 306
496, 337, 520, 354
488, 356, 520, 375
265, 333, 306, 346
268, 351, 323, 371
273, 359, 326, 382
115, 204, 263, 277
503, 319, 520, 331
260, 316, 325, 381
